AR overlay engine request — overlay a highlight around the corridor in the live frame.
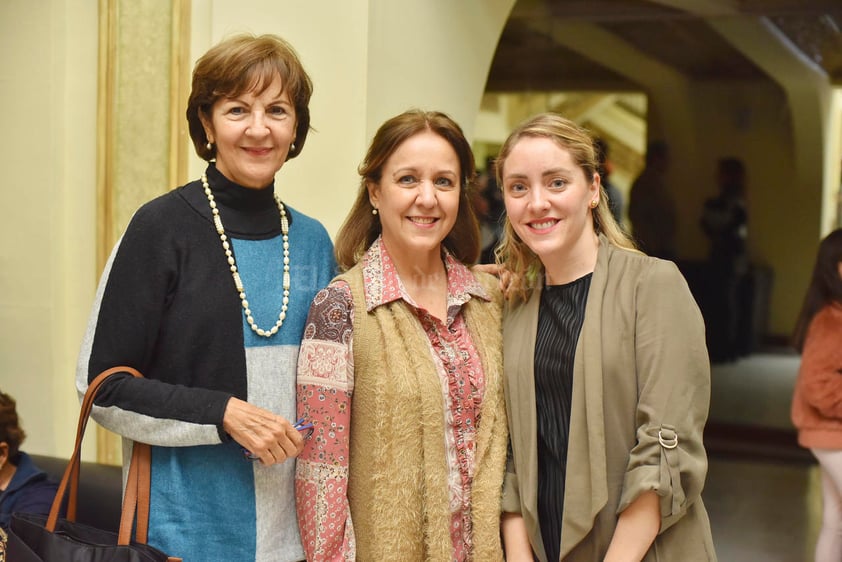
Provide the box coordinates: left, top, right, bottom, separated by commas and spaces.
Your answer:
704, 352, 819, 561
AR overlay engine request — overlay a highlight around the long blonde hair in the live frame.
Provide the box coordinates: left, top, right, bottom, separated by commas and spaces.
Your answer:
494, 113, 638, 301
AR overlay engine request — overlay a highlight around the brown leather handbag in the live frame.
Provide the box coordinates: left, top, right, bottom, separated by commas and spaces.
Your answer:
7, 366, 181, 562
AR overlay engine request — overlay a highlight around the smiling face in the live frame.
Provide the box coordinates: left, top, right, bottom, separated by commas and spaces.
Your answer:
368, 130, 461, 264
501, 136, 599, 272
201, 73, 296, 189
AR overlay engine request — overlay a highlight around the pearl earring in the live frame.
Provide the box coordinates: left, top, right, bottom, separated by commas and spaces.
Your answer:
206, 141, 213, 151
372, 208, 378, 215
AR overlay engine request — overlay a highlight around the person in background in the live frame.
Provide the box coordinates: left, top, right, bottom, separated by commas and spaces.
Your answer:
472, 156, 506, 264
701, 158, 748, 269
593, 137, 624, 228
495, 113, 715, 561
472, 174, 504, 264
76, 34, 336, 561
295, 109, 508, 561
484, 155, 506, 227
628, 140, 676, 260
700, 157, 750, 362
790, 228, 842, 562
0, 391, 60, 535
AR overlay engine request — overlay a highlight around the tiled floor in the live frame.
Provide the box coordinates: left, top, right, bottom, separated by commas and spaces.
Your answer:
705, 456, 820, 561
704, 352, 821, 561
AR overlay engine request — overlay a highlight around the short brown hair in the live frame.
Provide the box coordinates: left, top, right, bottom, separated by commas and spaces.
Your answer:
334, 109, 480, 271
0, 391, 26, 461
186, 33, 313, 161
494, 113, 638, 300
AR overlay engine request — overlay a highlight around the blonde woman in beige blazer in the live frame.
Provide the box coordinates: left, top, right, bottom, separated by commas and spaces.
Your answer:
494, 113, 716, 561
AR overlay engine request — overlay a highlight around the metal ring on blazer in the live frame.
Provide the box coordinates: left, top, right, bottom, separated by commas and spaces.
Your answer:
658, 429, 678, 449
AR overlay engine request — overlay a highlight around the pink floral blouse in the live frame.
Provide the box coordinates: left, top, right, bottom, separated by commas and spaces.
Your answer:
295, 238, 490, 561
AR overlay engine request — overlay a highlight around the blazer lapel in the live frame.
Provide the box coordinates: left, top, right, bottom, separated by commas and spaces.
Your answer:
560, 236, 610, 558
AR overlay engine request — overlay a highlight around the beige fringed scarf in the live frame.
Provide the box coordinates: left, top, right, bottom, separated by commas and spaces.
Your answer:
338, 266, 507, 562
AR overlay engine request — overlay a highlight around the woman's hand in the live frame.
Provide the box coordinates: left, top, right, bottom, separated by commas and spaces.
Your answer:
501, 512, 533, 562
222, 397, 304, 465
602, 490, 660, 562
472, 263, 515, 298
472, 263, 501, 277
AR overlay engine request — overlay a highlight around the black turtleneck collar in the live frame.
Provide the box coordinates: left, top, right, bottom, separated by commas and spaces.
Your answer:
179, 163, 292, 240
205, 163, 277, 212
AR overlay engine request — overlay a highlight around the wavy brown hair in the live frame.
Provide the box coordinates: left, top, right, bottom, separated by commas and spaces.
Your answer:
334, 109, 480, 271
186, 33, 313, 162
792, 228, 842, 352
0, 391, 26, 462
494, 112, 638, 301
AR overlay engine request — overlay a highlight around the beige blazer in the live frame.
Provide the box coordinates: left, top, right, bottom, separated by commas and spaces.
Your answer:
502, 237, 717, 561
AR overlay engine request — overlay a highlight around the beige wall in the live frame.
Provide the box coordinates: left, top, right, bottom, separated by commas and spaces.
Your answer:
0, 0, 98, 459
641, 73, 832, 337
709, 16, 833, 337
686, 81, 802, 335
187, 0, 372, 238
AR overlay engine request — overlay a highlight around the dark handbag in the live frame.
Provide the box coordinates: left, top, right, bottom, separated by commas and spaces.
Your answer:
7, 367, 181, 562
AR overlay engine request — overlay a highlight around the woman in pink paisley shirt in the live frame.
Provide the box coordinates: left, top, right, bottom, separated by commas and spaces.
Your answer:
294, 109, 508, 562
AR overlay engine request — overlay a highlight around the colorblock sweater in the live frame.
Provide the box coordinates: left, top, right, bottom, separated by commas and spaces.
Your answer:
76, 164, 336, 562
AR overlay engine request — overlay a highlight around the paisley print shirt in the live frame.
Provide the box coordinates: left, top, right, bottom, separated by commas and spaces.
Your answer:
295, 238, 489, 561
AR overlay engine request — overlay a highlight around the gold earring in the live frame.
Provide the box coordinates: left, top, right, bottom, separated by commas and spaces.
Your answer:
590, 199, 598, 208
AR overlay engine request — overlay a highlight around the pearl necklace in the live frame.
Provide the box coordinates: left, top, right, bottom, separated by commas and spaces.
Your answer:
202, 172, 290, 338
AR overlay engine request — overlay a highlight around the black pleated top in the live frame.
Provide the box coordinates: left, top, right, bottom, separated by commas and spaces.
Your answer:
534, 273, 592, 562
